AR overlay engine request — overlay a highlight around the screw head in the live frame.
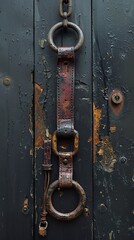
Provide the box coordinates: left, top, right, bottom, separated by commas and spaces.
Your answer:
111, 91, 123, 104
98, 203, 107, 213
120, 156, 127, 164
3, 76, 11, 86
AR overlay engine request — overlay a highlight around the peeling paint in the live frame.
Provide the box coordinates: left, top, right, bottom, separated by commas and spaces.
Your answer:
29, 112, 33, 137
38, 38, 47, 49
109, 230, 115, 240
93, 104, 102, 162
35, 83, 45, 149
93, 104, 116, 172
98, 136, 116, 173
93, 104, 102, 145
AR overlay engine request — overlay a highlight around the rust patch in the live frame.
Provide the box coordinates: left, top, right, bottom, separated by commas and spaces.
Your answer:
98, 136, 116, 173
93, 104, 102, 145
93, 104, 102, 162
35, 83, 45, 149
93, 104, 116, 172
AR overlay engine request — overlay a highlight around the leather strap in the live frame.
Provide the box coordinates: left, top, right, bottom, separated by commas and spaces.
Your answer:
39, 139, 52, 237
57, 47, 75, 188
46, 45, 86, 222
57, 47, 75, 134
59, 155, 73, 187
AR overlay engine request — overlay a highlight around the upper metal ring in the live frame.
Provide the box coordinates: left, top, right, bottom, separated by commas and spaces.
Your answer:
48, 21, 84, 52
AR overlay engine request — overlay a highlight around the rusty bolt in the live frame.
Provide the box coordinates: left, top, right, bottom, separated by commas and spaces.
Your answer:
111, 91, 123, 104
3, 76, 11, 86
98, 203, 107, 213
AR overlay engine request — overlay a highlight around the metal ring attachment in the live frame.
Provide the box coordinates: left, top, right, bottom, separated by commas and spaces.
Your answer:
46, 180, 86, 221
48, 21, 84, 52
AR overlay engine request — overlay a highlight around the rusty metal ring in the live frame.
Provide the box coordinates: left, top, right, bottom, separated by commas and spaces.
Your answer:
52, 130, 79, 157
46, 180, 86, 221
48, 21, 84, 52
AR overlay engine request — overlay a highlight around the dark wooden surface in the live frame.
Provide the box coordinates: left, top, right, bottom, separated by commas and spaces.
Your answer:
0, 0, 33, 240
0, 1, 134, 240
93, 1, 134, 239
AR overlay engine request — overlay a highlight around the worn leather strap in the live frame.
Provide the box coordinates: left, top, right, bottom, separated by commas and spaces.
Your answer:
39, 139, 52, 237
57, 47, 75, 187
57, 47, 74, 134
46, 46, 86, 221
42, 139, 52, 171
59, 155, 73, 187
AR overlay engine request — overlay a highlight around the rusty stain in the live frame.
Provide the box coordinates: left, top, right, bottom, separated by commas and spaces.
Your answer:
35, 83, 45, 149
110, 126, 117, 133
93, 104, 102, 162
93, 104, 116, 172
98, 136, 116, 173
93, 104, 102, 145
39, 227, 47, 237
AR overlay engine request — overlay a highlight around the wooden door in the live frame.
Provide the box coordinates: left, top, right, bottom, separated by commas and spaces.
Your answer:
0, 1, 133, 240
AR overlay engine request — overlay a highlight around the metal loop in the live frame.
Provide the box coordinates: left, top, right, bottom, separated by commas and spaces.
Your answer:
46, 180, 86, 221
48, 21, 84, 52
39, 221, 48, 230
60, 0, 72, 18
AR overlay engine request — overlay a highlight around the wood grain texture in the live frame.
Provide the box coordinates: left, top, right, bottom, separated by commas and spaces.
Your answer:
93, 1, 134, 239
0, 1, 33, 239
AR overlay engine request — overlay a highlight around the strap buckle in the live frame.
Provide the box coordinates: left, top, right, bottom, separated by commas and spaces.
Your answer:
52, 129, 79, 157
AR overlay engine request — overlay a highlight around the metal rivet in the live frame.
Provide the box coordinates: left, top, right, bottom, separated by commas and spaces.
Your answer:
3, 76, 11, 86
120, 156, 127, 164
98, 203, 107, 213
63, 158, 68, 165
111, 91, 123, 104
84, 207, 89, 217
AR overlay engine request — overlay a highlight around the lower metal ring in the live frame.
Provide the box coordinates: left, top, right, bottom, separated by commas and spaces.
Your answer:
46, 180, 86, 221
48, 21, 84, 52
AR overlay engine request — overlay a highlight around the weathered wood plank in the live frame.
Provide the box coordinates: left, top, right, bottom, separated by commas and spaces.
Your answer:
93, 1, 134, 239
34, 1, 93, 239
0, 1, 33, 239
